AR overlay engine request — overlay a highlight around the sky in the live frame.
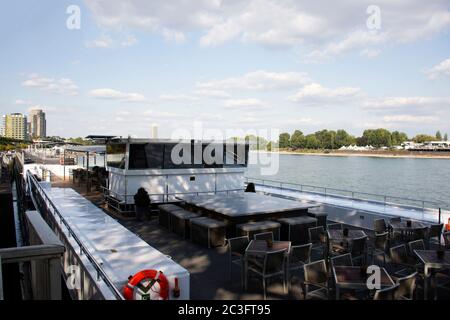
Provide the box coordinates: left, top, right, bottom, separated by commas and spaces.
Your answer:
0, 0, 450, 140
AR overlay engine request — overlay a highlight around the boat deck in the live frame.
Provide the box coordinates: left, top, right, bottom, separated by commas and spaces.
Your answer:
48, 177, 450, 300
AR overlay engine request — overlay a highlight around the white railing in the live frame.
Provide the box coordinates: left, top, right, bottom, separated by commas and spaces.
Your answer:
27, 171, 125, 300
245, 177, 450, 219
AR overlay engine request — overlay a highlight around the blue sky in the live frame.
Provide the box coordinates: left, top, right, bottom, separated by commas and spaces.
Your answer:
1, 0, 450, 139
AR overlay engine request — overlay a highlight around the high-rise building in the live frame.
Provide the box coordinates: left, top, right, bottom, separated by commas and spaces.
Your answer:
29, 109, 46, 139
151, 124, 158, 139
0, 115, 5, 137
3, 113, 28, 140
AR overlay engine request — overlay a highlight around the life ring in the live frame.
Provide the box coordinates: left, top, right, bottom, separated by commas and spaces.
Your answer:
445, 218, 450, 231
123, 270, 169, 300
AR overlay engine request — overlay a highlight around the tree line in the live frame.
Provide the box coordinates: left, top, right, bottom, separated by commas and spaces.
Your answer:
242, 129, 448, 151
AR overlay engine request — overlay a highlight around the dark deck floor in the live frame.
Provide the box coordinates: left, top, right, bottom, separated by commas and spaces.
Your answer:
51, 176, 450, 300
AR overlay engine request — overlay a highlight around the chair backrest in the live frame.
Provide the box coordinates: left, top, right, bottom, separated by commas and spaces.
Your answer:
395, 272, 417, 300
330, 253, 353, 267
408, 239, 425, 254
412, 227, 428, 241
290, 243, 312, 265
351, 236, 368, 256
327, 223, 342, 230
374, 232, 389, 251
304, 260, 328, 286
428, 224, 443, 238
228, 236, 250, 256
309, 226, 326, 244
373, 284, 400, 300
264, 249, 287, 275
374, 219, 387, 233
389, 217, 401, 223
444, 231, 450, 249
254, 232, 274, 241
390, 244, 408, 264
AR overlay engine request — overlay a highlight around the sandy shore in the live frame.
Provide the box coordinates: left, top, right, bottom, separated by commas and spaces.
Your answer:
254, 150, 450, 159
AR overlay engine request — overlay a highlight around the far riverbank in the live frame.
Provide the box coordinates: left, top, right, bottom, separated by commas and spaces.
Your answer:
254, 149, 450, 159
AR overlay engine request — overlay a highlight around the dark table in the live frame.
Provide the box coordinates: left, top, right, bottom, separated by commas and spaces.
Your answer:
333, 266, 395, 300
179, 193, 317, 236
414, 249, 450, 300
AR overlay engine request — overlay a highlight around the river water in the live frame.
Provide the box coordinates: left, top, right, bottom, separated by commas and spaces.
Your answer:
246, 153, 450, 207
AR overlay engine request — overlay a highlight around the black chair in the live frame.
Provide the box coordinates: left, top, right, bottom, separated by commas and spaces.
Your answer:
374, 219, 388, 234
371, 232, 389, 265
373, 284, 399, 300
308, 226, 328, 259
394, 272, 417, 300
350, 236, 368, 266
327, 223, 342, 230
254, 232, 274, 241
427, 224, 443, 247
330, 253, 353, 268
408, 239, 425, 254
228, 236, 250, 285
288, 243, 312, 289
389, 244, 418, 277
246, 249, 287, 300
444, 231, 450, 249
411, 226, 428, 242
303, 260, 329, 300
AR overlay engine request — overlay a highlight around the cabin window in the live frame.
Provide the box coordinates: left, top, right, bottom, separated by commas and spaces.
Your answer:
106, 143, 126, 169
129, 144, 148, 169
145, 143, 164, 169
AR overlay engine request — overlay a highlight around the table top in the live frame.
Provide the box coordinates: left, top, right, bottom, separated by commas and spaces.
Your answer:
389, 220, 427, 231
180, 193, 316, 218
328, 229, 367, 241
245, 240, 291, 255
414, 250, 450, 266
333, 266, 394, 289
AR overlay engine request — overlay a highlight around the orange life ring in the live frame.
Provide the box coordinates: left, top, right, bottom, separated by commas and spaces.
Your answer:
123, 270, 169, 300
446, 218, 450, 231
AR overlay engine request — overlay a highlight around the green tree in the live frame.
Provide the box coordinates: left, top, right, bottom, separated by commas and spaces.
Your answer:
314, 130, 336, 149
290, 130, 305, 149
335, 130, 356, 148
413, 134, 436, 143
305, 134, 320, 149
436, 131, 442, 140
278, 133, 291, 149
391, 131, 408, 146
360, 129, 392, 147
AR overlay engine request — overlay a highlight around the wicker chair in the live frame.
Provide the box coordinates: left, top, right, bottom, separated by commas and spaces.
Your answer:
287, 243, 312, 289
371, 232, 389, 265
228, 236, 250, 286
254, 232, 274, 242
303, 260, 329, 300
308, 226, 328, 259
245, 249, 287, 300
350, 236, 368, 266
394, 272, 417, 300
373, 284, 399, 300
374, 219, 388, 234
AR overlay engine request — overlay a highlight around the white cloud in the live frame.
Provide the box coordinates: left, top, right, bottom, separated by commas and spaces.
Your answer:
89, 88, 147, 102
193, 89, 230, 98
86, 34, 138, 48
159, 94, 199, 102
85, 0, 450, 58
425, 58, 450, 80
15, 99, 32, 105
288, 83, 362, 105
22, 74, 79, 96
197, 70, 311, 91
363, 97, 450, 110
383, 115, 439, 124
222, 98, 269, 109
